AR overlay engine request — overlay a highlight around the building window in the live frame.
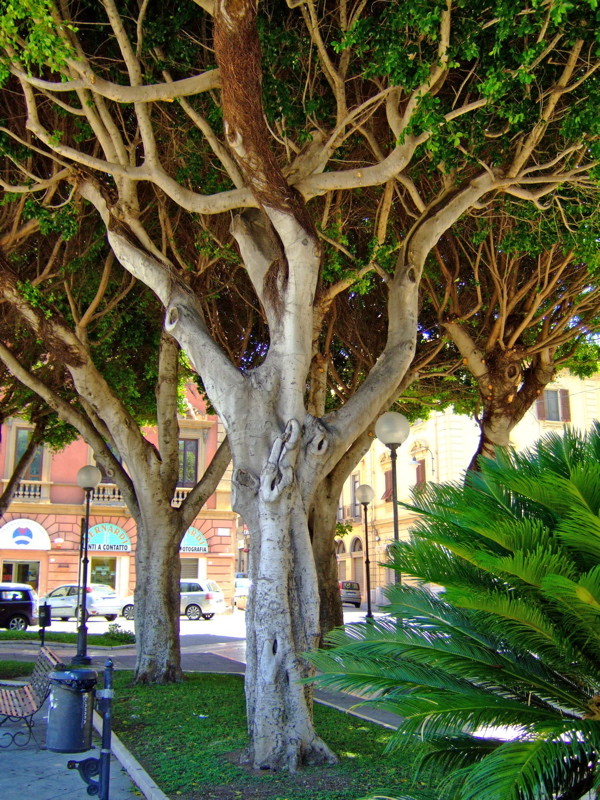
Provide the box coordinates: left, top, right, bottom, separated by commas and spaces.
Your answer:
335, 539, 346, 555
14, 429, 43, 480
351, 537, 363, 553
382, 470, 393, 501
350, 473, 361, 518
178, 439, 199, 487
415, 458, 426, 488
536, 389, 571, 422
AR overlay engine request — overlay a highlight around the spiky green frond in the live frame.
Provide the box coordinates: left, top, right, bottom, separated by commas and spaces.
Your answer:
474, 540, 577, 587
311, 426, 600, 799
457, 735, 599, 800
540, 571, 600, 650
556, 507, 600, 565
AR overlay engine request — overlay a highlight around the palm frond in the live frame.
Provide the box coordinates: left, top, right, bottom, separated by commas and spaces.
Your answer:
316, 426, 600, 800
458, 736, 598, 800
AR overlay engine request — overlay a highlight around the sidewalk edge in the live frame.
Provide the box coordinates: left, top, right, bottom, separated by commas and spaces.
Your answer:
92, 710, 170, 800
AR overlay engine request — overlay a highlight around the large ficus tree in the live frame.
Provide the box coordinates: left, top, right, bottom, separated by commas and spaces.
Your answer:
2, 0, 599, 771
423, 200, 600, 469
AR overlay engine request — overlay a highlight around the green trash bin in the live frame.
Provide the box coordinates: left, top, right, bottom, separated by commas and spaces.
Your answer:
46, 667, 97, 753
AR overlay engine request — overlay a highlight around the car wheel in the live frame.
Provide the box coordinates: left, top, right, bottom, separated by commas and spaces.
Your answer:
7, 614, 28, 631
354, 602, 361, 608
60, 617, 69, 621
202, 613, 215, 620
122, 604, 135, 621
105, 614, 117, 621
186, 604, 202, 620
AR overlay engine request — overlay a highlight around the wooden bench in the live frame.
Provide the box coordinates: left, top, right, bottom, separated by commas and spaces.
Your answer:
0, 646, 64, 747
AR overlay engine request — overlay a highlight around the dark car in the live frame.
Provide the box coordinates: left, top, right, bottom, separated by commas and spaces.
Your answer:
339, 580, 362, 608
0, 582, 39, 630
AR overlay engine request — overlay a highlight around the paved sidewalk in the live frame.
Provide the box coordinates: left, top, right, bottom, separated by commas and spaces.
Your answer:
0, 695, 144, 800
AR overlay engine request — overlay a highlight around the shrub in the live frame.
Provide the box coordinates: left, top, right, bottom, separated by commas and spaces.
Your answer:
309, 426, 600, 800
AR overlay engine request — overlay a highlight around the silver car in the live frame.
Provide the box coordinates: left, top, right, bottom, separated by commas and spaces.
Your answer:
41, 583, 122, 621
121, 579, 226, 621
339, 580, 362, 608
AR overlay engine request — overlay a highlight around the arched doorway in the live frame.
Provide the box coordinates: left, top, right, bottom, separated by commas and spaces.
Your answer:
335, 538, 347, 581
351, 536, 363, 587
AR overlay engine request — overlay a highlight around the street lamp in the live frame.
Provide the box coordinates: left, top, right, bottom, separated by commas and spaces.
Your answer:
375, 412, 410, 583
355, 484, 375, 619
72, 464, 102, 666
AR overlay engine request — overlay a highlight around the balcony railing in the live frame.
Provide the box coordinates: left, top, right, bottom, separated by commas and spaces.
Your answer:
91, 483, 124, 505
171, 486, 192, 508
10, 480, 44, 502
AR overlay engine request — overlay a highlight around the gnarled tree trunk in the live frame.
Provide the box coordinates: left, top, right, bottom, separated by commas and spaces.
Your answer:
133, 510, 184, 683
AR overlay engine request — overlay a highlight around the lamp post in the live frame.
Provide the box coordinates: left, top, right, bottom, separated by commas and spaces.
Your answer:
375, 411, 410, 583
355, 484, 375, 619
72, 465, 102, 666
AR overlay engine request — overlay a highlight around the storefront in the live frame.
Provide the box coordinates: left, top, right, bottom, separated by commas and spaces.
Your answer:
87, 522, 132, 597
180, 527, 209, 579
0, 518, 51, 592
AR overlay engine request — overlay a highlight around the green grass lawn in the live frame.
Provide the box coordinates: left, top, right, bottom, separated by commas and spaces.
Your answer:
110, 671, 440, 800
0, 628, 134, 646
0, 660, 34, 680
0, 660, 439, 800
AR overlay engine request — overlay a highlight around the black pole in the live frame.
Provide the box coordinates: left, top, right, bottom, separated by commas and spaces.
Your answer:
362, 502, 373, 619
73, 490, 92, 665
66, 658, 113, 799
98, 659, 113, 800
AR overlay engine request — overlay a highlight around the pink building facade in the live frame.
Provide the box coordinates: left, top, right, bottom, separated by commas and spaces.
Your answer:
0, 386, 236, 604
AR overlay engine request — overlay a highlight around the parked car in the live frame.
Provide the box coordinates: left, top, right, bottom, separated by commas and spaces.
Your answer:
40, 583, 122, 621
234, 577, 251, 610
121, 579, 226, 621
0, 582, 38, 630
339, 580, 362, 608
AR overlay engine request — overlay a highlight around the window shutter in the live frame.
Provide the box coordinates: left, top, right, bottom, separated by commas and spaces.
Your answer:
416, 459, 426, 487
536, 393, 546, 421
180, 559, 199, 579
559, 389, 571, 422
382, 470, 393, 501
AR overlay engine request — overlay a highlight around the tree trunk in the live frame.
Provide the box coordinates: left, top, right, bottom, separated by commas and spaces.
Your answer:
132, 509, 184, 683
232, 419, 337, 771
310, 484, 344, 641
468, 411, 517, 471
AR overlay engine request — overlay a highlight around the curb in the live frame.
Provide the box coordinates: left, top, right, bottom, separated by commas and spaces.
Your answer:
0, 639, 135, 651
93, 710, 170, 800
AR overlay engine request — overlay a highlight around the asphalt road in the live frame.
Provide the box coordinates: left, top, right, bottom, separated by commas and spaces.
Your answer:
34, 605, 370, 644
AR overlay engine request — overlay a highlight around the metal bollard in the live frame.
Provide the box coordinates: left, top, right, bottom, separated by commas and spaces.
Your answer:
67, 658, 114, 800
38, 602, 51, 646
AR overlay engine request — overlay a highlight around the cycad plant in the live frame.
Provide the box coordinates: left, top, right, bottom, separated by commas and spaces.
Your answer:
309, 425, 600, 800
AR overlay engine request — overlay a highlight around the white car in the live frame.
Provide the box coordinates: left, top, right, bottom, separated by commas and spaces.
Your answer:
121, 579, 226, 621
41, 583, 123, 621
234, 577, 251, 610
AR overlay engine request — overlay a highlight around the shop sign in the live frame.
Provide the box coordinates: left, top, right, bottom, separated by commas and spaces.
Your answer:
180, 527, 208, 553
88, 523, 132, 552
0, 518, 51, 550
